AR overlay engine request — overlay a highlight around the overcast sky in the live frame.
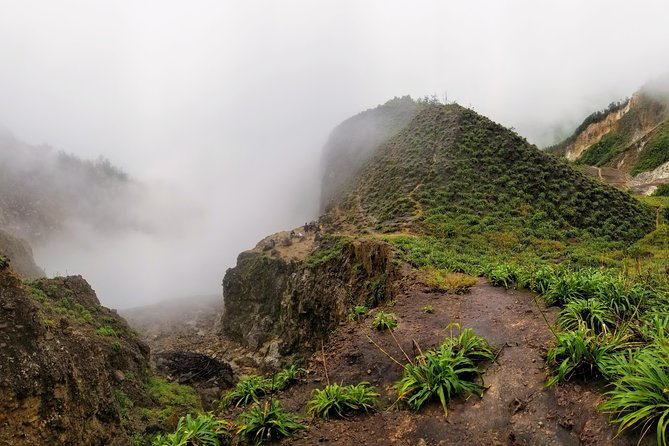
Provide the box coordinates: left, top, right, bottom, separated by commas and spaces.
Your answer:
0, 1, 668, 308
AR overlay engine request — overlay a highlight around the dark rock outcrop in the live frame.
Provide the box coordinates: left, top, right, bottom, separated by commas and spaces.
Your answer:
221, 237, 399, 361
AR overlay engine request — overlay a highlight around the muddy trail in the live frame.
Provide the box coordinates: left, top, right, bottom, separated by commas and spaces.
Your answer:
276, 280, 648, 446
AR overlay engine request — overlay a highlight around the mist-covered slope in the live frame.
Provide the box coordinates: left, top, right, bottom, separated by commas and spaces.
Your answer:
327, 103, 654, 242
547, 77, 669, 194
0, 131, 136, 243
320, 96, 420, 212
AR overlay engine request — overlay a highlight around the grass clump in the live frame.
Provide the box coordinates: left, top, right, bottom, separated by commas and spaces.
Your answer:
395, 327, 495, 415
306, 382, 379, 418
422, 305, 434, 314
599, 345, 669, 446
151, 413, 231, 446
347, 305, 368, 322
372, 311, 397, 331
96, 326, 120, 337
236, 399, 306, 445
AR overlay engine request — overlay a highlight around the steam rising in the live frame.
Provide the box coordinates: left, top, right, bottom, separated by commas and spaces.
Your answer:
0, 1, 668, 307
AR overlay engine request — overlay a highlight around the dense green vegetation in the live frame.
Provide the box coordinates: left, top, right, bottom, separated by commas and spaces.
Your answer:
483, 262, 669, 444
236, 400, 306, 445
220, 364, 302, 408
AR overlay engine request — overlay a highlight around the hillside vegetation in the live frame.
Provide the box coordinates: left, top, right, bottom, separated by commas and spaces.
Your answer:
329, 103, 655, 270
198, 99, 669, 446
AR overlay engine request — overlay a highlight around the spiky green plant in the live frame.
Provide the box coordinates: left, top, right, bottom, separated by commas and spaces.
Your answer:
347, 305, 369, 322
306, 382, 379, 418
546, 325, 631, 386
394, 328, 495, 415
236, 400, 306, 445
557, 298, 615, 334
220, 375, 272, 408
599, 345, 669, 446
372, 311, 397, 331
488, 263, 522, 289
151, 413, 230, 446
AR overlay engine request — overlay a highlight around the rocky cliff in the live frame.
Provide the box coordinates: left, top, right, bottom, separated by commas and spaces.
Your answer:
221, 230, 399, 366
0, 267, 150, 446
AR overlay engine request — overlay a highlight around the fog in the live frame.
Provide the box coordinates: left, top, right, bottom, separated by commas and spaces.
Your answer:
0, 1, 668, 308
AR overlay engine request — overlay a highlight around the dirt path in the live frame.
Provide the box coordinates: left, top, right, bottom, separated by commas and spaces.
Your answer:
281, 280, 647, 446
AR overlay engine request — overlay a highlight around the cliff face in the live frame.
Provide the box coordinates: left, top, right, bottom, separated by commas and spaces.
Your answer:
221, 233, 398, 364
563, 96, 637, 161
0, 268, 150, 446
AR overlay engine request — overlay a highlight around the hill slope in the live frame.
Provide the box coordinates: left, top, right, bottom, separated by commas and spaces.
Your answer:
547, 78, 669, 194
329, 103, 654, 243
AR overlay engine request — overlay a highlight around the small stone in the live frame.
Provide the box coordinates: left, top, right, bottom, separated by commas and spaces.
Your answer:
114, 370, 125, 381
538, 421, 543, 427
367, 369, 372, 375
417, 439, 427, 446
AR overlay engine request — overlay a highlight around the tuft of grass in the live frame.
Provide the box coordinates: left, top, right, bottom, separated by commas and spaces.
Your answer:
422, 305, 434, 314
151, 412, 231, 446
599, 345, 669, 446
394, 327, 495, 415
557, 298, 615, 334
372, 311, 398, 331
347, 305, 369, 322
545, 325, 631, 386
306, 382, 379, 419
236, 399, 306, 445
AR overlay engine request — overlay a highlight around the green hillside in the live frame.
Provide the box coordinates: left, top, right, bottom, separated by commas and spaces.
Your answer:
331, 104, 654, 246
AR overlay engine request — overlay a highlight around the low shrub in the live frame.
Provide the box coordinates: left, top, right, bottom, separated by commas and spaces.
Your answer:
347, 305, 368, 322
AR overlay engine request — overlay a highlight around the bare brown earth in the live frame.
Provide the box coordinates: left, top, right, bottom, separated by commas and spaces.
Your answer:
127, 277, 651, 446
